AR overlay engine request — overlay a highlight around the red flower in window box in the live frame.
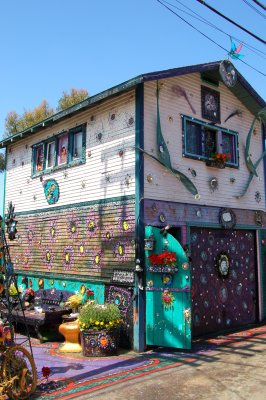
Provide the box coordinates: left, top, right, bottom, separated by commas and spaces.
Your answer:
148, 251, 177, 267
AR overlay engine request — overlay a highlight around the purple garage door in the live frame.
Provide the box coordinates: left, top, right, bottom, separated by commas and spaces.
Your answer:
190, 228, 257, 337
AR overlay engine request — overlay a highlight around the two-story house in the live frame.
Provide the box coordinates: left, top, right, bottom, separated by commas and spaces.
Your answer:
1, 60, 265, 351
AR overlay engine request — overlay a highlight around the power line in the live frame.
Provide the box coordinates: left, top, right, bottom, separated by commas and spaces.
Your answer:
195, 0, 266, 45
252, 0, 266, 10
164, 0, 266, 58
242, 0, 266, 18
156, 0, 266, 76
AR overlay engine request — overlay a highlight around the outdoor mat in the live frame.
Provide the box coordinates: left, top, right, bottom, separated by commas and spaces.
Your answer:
14, 324, 266, 399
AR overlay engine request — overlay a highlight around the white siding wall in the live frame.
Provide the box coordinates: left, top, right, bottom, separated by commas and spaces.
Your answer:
5, 91, 136, 212
144, 74, 265, 210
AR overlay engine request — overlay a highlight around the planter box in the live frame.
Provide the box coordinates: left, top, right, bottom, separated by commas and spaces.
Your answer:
205, 159, 226, 169
80, 329, 120, 357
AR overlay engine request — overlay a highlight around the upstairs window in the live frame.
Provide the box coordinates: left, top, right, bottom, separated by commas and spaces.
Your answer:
182, 115, 239, 167
32, 123, 86, 176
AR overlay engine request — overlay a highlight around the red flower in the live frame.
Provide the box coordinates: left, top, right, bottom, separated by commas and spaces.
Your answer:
86, 289, 94, 297
42, 366, 51, 379
148, 251, 176, 266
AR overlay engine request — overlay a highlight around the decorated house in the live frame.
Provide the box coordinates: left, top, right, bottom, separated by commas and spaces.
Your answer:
0, 60, 266, 351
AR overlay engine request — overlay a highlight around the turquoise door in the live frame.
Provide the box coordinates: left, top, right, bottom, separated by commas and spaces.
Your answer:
145, 226, 191, 349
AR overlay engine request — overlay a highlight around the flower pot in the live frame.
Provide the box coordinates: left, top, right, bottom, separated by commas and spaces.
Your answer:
80, 329, 120, 357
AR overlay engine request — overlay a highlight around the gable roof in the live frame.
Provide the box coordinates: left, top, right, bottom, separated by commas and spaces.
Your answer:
1, 60, 265, 148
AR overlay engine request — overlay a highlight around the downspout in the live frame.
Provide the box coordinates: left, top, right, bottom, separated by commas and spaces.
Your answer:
134, 83, 145, 352
1, 148, 7, 219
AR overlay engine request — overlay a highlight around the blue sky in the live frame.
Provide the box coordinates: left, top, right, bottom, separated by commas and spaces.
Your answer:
0, 0, 265, 215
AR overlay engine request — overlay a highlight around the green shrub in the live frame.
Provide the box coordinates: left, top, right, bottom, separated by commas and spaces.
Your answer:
78, 301, 121, 331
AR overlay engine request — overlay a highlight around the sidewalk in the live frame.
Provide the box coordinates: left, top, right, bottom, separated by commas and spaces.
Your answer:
19, 323, 266, 399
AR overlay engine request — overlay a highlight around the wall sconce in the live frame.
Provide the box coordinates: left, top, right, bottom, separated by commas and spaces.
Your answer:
144, 235, 155, 250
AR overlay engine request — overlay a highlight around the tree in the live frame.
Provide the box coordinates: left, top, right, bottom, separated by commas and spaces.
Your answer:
4, 100, 54, 138
57, 88, 88, 111
0, 152, 5, 172
3, 88, 89, 138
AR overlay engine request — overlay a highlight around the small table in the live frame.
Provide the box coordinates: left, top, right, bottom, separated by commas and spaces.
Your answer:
59, 319, 82, 353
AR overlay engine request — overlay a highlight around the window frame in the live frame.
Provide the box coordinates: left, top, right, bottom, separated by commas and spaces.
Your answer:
181, 115, 239, 168
32, 123, 86, 177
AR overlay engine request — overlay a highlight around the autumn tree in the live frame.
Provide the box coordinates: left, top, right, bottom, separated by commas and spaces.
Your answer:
3, 88, 89, 138
0, 152, 5, 172
4, 100, 54, 138
57, 88, 88, 111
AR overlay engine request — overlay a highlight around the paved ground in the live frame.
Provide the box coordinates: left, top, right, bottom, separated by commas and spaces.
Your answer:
72, 325, 266, 400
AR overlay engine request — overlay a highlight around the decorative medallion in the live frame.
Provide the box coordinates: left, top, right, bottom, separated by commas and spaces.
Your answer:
43, 179, 59, 204
219, 60, 237, 87
38, 278, 44, 289
162, 289, 175, 309
161, 273, 173, 287
80, 284, 86, 295
159, 213, 166, 223
209, 177, 218, 192
219, 208, 236, 229
216, 252, 230, 278
255, 191, 262, 203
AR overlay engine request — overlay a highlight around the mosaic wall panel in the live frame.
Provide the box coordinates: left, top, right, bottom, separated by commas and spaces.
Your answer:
105, 284, 134, 348
190, 228, 257, 337
10, 198, 135, 281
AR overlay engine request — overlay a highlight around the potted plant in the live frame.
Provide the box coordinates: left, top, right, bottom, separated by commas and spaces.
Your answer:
206, 152, 231, 169
78, 301, 121, 356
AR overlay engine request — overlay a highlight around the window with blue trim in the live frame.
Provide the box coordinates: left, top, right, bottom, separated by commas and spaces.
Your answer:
182, 115, 239, 167
32, 123, 86, 176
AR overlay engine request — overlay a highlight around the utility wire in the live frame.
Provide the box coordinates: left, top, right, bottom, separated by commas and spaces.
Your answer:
157, 0, 266, 76
252, 0, 266, 10
195, 0, 266, 45
164, 0, 266, 57
242, 0, 266, 18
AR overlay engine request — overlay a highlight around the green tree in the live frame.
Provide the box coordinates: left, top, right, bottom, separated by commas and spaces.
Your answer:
4, 100, 54, 138
4, 88, 89, 138
57, 88, 88, 111
0, 152, 5, 172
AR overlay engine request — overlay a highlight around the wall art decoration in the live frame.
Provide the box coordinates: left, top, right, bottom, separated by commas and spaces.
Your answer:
43, 179, 60, 204
68, 214, 80, 238
201, 86, 220, 123
209, 177, 218, 192
255, 211, 263, 226
106, 285, 132, 315
161, 273, 173, 287
43, 247, 54, 270
219, 208, 236, 229
172, 85, 196, 114
63, 246, 74, 270
162, 289, 175, 310
216, 252, 230, 278
255, 191, 262, 203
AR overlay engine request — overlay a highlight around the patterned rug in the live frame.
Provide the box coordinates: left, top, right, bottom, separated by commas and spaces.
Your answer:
15, 324, 266, 400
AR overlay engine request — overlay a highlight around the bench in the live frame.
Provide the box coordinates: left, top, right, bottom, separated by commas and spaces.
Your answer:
1, 289, 74, 342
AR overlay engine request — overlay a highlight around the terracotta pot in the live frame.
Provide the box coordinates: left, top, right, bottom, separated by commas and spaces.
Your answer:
80, 329, 120, 357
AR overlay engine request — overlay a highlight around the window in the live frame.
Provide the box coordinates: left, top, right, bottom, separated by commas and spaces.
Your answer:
58, 133, 69, 166
46, 141, 55, 169
182, 115, 238, 167
32, 123, 86, 176
35, 144, 44, 172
